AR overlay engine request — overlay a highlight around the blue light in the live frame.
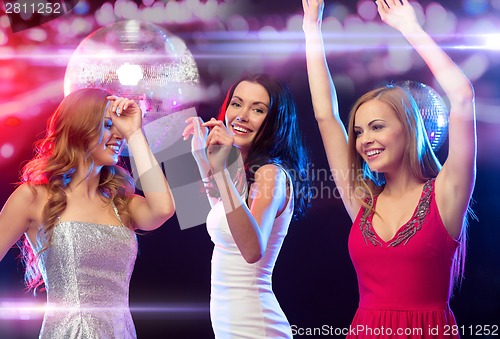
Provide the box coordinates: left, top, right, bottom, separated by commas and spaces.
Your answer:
463, 0, 490, 16
73, 1, 90, 15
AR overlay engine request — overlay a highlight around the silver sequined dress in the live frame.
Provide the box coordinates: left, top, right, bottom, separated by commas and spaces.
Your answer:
35, 220, 138, 339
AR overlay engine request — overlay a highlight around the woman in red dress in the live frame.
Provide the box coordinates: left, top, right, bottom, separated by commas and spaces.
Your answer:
303, 0, 476, 337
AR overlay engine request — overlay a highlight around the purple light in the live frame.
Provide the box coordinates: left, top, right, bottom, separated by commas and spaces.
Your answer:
0, 300, 46, 320
0, 299, 208, 320
357, 0, 378, 21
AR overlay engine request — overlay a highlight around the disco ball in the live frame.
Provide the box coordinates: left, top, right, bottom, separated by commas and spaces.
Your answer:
64, 20, 200, 154
395, 80, 449, 151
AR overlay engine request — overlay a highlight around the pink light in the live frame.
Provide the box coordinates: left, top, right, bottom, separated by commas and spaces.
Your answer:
0, 31, 7, 45
95, 3, 116, 26
0, 15, 11, 29
70, 17, 93, 36
0, 300, 46, 320
1, 144, 15, 159
140, 3, 165, 23
165, 1, 192, 23
197, 0, 219, 21
26, 28, 47, 42
0, 299, 209, 320
114, 0, 139, 19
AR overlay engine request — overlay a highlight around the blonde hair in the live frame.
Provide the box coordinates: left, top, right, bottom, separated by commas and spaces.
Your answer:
347, 85, 467, 286
347, 85, 440, 203
20, 88, 135, 293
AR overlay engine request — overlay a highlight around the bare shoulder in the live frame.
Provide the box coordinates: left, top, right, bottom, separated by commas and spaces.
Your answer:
253, 164, 287, 185
9, 184, 48, 219
13, 183, 47, 202
251, 164, 288, 208
248, 164, 289, 216
10, 184, 37, 203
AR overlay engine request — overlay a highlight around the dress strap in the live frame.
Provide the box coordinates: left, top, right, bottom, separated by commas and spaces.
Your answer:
272, 163, 293, 189
271, 163, 294, 217
111, 201, 125, 227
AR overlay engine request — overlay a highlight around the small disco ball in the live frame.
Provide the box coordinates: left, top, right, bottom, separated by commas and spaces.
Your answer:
64, 20, 200, 155
395, 80, 449, 151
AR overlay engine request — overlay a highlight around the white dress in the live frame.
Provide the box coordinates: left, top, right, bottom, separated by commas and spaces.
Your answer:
206, 168, 293, 339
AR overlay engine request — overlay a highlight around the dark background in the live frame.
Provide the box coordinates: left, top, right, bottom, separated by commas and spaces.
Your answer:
1, 0, 499, 338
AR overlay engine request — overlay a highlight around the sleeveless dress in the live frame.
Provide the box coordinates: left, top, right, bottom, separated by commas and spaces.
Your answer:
206, 167, 294, 339
348, 179, 460, 338
34, 206, 138, 339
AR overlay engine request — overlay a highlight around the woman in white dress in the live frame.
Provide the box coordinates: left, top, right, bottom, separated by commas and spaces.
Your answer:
183, 74, 311, 338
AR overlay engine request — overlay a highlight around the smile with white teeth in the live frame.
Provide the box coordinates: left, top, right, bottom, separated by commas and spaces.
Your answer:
107, 145, 120, 153
366, 149, 382, 157
232, 125, 250, 133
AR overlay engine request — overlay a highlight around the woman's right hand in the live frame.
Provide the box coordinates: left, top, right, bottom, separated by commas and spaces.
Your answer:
183, 116, 209, 164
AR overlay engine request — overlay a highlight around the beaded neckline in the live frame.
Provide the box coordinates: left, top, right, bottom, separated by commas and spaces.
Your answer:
360, 178, 434, 247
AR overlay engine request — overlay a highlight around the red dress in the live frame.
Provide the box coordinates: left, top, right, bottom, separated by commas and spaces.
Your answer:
348, 179, 460, 338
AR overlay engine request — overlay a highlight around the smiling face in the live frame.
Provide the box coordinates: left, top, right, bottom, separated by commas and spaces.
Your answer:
89, 104, 123, 167
354, 99, 406, 174
225, 81, 270, 153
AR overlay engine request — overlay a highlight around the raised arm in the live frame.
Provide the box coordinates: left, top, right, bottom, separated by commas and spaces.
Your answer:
203, 119, 287, 264
108, 97, 175, 231
303, 0, 360, 220
378, 0, 476, 237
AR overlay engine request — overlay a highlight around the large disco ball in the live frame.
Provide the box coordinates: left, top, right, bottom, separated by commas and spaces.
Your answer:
395, 81, 449, 151
64, 20, 200, 154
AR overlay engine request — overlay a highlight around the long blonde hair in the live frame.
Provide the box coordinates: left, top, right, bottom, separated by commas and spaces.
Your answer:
20, 88, 135, 293
347, 84, 467, 286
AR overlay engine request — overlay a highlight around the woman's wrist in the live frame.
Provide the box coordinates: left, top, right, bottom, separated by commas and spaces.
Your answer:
303, 23, 322, 36
192, 149, 209, 163
398, 21, 424, 38
212, 169, 230, 185
124, 127, 145, 144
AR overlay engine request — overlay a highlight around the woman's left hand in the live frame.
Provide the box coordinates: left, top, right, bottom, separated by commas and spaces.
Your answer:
376, 0, 420, 33
302, 0, 324, 33
202, 118, 234, 173
107, 96, 143, 140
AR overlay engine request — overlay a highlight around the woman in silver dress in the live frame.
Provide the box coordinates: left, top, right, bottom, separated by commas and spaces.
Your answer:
0, 88, 175, 338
